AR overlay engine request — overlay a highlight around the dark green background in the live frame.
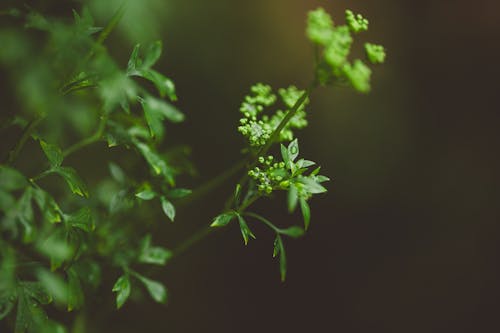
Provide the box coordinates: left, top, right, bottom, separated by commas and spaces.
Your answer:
1, 0, 499, 332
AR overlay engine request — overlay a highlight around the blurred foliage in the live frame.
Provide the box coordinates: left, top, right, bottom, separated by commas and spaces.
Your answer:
0, 3, 384, 332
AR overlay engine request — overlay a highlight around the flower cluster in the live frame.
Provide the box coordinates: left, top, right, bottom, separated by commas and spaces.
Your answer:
248, 155, 287, 194
238, 84, 308, 147
307, 8, 386, 93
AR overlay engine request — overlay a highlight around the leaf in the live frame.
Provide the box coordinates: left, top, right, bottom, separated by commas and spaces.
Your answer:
139, 234, 173, 265
141, 96, 184, 127
22, 282, 52, 305
298, 176, 327, 194
15, 286, 47, 333
160, 197, 175, 222
280, 144, 290, 169
279, 226, 305, 238
137, 70, 177, 101
31, 187, 62, 223
135, 189, 156, 201
17, 188, 34, 242
300, 198, 311, 230
142, 40, 162, 68
37, 233, 73, 270
37, 270, 68, 305
210, 212, 235, 227
0, 190, 15, 212
53, 167, 89, 198
237, 214, 256, 245
0, 292, 16, 320
109, 162, 126, 183
66, 269, 84, 311
315, 175, 330, 183
297, 159, 315, 169
112, 275, 131, 309
65, 207, 94, 232
39, 140, 63, 167
0, 166, 27, 191
167, 188, 192, 199
136, 275, 167, 304
287, 184, 298, 213
275, 235, 287, 282
127, 43, 141, 73
234, 184, 241, 205
288, 138, 299, 162
134, 142, 175, 185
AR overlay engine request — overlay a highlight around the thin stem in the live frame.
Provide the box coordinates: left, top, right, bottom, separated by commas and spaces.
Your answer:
5, 114, 46, 165
244, 212, 279, 233
171, 226, 213, 259
63, 114, 108, 157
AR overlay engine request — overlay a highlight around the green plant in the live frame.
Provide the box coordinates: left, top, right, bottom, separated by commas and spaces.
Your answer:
0, 5, 385, 332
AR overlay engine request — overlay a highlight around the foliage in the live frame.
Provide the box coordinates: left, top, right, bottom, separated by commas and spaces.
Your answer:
0, 5, 385, 332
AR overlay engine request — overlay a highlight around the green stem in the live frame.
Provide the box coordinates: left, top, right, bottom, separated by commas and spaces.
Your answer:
244, 212, 279, 233
5, 114, 46, 165
63, 114, 108, 157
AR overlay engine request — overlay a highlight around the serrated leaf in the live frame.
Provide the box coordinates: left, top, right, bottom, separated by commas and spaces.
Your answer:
160, 197, 175, 222
237, 214, 256, 245
300, 198, 311, 230
15, 286, 47, 333
279, 226, 305, 238
288, 139, 299, 162
112, 275, 131, 309
167, 188, 192, 199
40, 140, 63, 167
210, 212, 235, 227
136, 274, 167, 304
139, 235, 173, 265
0, 166, 27, 191
66, 268, 83, 311
135, 189, 156, 200
66, 207, 94, 232
142, 40, 162, 68
287, 184, 298, 213
53, 167, 88, 198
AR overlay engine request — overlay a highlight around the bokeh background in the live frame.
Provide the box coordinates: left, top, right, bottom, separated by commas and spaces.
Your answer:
2, 0, 500, 332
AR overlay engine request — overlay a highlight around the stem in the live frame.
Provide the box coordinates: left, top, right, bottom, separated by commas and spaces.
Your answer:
5, 114, 46, 165
63, 114, 108, 157
244, 212, 279, 233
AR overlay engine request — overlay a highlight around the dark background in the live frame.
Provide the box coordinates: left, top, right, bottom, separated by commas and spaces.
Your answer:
2, 0, 500, 332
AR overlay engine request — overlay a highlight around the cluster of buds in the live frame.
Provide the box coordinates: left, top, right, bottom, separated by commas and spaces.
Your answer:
248, 155, 288, 194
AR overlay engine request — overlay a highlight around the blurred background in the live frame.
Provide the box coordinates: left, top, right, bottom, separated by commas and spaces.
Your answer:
1, 0, 500, 332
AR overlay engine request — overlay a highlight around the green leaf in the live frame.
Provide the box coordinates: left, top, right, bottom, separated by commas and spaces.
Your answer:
280, 144, 290, 168
31, 187, 62, 223
287, 184, 298, 213
17, 188, 34, 242
0, 166, 27, 191
0, 292, 16, 320
135, 189, 156, 200
15, 286, 47, 333
142, 40, 162, 68
139, 234, 173, 265
137, 70, 177, 101
134, 142, 175, 185
40, 140, 63, 168
300, 198, 311, 230
141, 96, 184, 128
65, 207, 94, 232
160, 196, 175, 222
237, 214, 256, 245
37, 269, 68, 305
210, 212, 235, 227
298, 176, 327, 194
167, 188, 192, 199
109, 162, 126, 183
53, 167, 89, 198
136, 274, 167, 304
37, 233, 73, 270
127, 43, 141, 73
297, 159, 315, 169
66, 268, 84, 311
279, 226, 305, 238
275, 235, 287, 282
112, 275, 131, 309
288, 139, 299, 162
0, 190, 15, 211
